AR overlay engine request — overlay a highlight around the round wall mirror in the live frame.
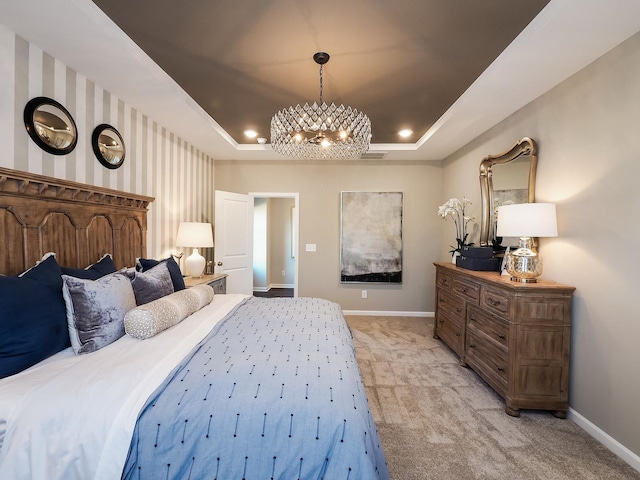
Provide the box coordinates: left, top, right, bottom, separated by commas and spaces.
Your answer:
92, 124, 126, 169
23, 97, 78, 155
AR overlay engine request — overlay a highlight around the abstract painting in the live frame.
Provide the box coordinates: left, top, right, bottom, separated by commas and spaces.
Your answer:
340, 191, 403, 283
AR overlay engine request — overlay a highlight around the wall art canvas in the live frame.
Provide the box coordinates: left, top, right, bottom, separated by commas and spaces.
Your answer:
340, 191, 403, 283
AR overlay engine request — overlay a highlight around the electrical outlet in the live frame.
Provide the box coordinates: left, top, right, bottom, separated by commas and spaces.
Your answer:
361, 290, 367, 299
282, 270, 286, 277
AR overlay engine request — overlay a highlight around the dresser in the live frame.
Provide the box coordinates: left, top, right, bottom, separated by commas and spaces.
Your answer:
183, 273, 228, 294
433, 262, 575, 417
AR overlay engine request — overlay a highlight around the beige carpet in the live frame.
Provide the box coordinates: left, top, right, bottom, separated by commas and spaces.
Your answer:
345, 315, 640, 480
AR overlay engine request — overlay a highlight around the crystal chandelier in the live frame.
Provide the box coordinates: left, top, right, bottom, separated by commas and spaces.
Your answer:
270, 52, 371, 160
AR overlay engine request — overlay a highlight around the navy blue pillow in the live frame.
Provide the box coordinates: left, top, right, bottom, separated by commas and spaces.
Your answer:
136, 256, 185, 291
60, 253, 117, 280
0, 255, 70, 379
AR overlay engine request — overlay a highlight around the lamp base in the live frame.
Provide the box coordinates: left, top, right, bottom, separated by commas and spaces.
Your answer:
185, 248, 206, 278
505, 237, 542, 283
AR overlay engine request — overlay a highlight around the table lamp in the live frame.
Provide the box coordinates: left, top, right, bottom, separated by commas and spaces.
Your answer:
496, 203, 557, 283
175, 222, 213, 278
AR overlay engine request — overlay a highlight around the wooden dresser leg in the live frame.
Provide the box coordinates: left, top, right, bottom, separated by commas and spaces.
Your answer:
552, 410, 568, 419
505, 406, 521, 417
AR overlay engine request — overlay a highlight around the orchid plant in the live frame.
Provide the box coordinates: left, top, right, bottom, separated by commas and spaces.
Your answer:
437, 197, 475, 255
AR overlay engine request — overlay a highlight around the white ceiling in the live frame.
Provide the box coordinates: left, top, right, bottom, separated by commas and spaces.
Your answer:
2, 0, 640, 161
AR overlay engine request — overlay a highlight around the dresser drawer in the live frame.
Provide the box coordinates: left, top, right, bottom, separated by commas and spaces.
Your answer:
436, 311, 463, 356
452, 278, 480, 303
437, 289, 465, 321
465, 330, 508, 393
481, 286, 511, 317
436, 271, 453, 291
467, 305, 509, 352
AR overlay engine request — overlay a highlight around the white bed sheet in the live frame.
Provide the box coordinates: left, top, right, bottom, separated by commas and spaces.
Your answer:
0, 293, 247, 480
0, 348, 75, 450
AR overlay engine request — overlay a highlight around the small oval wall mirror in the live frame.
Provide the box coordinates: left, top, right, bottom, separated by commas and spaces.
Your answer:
23, 97, 78, 155
92, 124, 126, 169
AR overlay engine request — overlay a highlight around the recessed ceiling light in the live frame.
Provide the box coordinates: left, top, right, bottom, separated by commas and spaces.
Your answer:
398, 129, 413, 138
257, 137, 267, 144
244, 129, 258, 138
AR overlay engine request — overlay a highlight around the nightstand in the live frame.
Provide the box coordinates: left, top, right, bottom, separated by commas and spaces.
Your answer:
183, 273, 227, 294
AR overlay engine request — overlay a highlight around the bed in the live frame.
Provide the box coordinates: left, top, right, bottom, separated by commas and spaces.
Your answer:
0, 168, 389, 479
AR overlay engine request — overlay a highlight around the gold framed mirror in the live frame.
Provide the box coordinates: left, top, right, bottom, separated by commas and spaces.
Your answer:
23, 97, 78, 155
92, 124, 126, 169
479, 137, 537, 247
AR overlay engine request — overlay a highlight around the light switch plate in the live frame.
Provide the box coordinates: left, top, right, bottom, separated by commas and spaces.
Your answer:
305, 243, 317, 252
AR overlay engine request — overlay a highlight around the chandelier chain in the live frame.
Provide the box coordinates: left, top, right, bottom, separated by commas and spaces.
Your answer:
319, 64, 324, 104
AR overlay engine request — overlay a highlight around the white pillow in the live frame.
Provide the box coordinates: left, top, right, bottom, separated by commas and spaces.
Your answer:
124, 284, 214, 340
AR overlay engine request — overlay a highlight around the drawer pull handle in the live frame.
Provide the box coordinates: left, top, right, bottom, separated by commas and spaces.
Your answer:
469, 344, 475, 348
488, 298, 501, 306
469, 317, 475, 322
459, 287, 467, 293
455, 333, 460, 337
455, 308, 462, 313
497, 366, 505, 372
497, 334, 506, 339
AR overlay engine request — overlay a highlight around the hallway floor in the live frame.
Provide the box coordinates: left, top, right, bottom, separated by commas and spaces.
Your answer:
253, 288, 294, 298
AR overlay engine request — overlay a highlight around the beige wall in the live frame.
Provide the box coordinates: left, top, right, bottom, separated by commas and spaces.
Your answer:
442, 32, 640, 458
253, 197, 296, 290
0, 26, 215, 263
215, 161, 443, 313
268, 198, 296, 287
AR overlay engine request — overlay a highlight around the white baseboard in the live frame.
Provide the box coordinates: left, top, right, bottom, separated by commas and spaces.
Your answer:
568, 408, 640, 473
342, 310, 433, 317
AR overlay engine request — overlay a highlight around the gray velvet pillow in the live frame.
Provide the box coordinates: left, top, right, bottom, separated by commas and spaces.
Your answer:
62, 272, 137, 355
125, 262, 174, 305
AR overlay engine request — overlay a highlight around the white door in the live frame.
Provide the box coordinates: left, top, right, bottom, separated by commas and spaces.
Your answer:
214, 190, 253, 295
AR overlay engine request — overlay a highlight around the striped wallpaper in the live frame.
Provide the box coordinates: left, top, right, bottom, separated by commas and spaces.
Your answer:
0, 25, 215, 262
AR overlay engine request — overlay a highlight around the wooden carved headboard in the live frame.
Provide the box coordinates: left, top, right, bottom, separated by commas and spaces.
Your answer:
0, 167, 154, 276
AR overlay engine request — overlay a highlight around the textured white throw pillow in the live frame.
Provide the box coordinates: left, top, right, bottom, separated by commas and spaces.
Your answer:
124, 284, 214, 340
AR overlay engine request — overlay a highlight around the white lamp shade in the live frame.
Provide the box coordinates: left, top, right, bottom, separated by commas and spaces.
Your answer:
175, 222, 214, 248
496, 203, 558, 238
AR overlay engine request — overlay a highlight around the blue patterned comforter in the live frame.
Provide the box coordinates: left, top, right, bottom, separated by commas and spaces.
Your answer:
122, 297, 389, 479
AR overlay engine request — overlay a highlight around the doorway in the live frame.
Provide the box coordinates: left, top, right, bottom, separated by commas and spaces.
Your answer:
251, 193, 299, 297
